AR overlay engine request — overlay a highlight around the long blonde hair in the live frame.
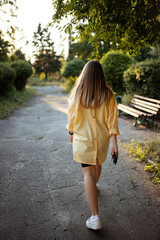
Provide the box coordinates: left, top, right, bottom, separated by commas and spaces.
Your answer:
73, 60, 112, 108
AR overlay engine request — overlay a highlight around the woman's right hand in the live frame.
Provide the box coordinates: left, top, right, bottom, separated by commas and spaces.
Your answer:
70, 135, 73, 143
111, 134, 118, 159
111, 145, 118, 159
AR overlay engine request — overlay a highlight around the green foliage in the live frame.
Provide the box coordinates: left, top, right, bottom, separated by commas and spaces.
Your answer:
62, 58, 85, 91
123, 59, 160, 99
100, 51, 133, 94
121, 93, 133, 105
10, 49, 26, 61
68, 41, 93, 61
149, 45, 160, 59
67, 30, 109, 61
124, 138, 160, 185
63, 77, 77, 93
0, 31, 11, 62
0, 62, 15, 96
10, 60, 33, 91
68, 39, 110, 62
52, 0, 160, 54
0, 0, 18, 19
32, 23, 62, 79
0, 86, 35, 119
33, 52, 62, 79
27, 75, 43, 86
63, 59, 85, 78
134, 45, 152, 62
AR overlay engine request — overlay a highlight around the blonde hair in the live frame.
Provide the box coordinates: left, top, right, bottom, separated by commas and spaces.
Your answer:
73, 60, 112, 108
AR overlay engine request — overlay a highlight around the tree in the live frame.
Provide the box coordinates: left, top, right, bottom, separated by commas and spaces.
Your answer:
32, 23, 62, 79
0, 31, 11, 62
52, 0, 160, 54
0, 1, 22, 59
0, 0, 17, 20
67, 30, 109, 61
10, 49, 26, 61
134, 45, 151, 62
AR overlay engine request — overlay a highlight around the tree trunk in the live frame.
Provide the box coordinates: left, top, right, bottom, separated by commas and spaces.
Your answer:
45, 72, 48, 80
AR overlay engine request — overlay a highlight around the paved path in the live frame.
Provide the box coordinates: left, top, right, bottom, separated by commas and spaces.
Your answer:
0, 86, 159, 240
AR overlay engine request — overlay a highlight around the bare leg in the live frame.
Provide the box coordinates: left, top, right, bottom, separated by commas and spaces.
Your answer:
82, 161, 102, 216
95, 162, 102, 184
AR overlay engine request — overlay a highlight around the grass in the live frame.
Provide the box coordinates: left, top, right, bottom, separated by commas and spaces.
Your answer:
123, 137, 160, 185
27, 74, 77, 93
0, 86, 36, 119
0, 73, 65, 119
27, 74, 64, 87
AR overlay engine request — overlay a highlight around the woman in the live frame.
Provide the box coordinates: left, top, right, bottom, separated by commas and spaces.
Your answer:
66, 60, 119, 230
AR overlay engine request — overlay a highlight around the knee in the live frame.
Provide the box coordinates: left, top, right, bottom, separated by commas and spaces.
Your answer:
83, 167, 96, 181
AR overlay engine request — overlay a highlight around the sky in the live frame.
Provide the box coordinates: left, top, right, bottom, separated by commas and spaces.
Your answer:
1, 0, 69, 62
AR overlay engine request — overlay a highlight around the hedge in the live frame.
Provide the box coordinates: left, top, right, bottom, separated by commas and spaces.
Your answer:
0, 62, 15, 96
100, 51, 134, 94
10, 60, 33, 91
123, 59, 160, 99
63, 59, 85, 78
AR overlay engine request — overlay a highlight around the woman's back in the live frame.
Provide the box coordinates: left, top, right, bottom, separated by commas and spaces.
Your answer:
69, 92, 119, 165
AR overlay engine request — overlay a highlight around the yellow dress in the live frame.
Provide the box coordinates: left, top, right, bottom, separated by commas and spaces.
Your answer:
66, 92, 120, 165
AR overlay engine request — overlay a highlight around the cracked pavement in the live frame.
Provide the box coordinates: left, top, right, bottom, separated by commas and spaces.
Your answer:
0, 86, 160, 240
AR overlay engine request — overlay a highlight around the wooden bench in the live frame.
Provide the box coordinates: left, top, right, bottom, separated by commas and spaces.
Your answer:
118, 95, 160, 127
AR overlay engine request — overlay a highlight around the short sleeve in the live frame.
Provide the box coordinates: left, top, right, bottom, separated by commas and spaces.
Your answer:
66, 94, 77, 132
106, 95, 120, 136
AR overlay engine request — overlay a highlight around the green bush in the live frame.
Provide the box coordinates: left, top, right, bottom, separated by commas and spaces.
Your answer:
121, 93, 133, 105
63, 59, 85, 78
10, 60, 33, 91
100, 51, 134, 94
0, 62, 15, 96
123, 59, 160, 99
63, 76, 77, 92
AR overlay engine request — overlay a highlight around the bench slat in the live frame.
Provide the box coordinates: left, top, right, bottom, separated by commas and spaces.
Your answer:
132, 98, 160, 110
118, 105, 139, 118
130, 103, 157, 115
118, 104, 147, 116
134, 95, 160, 104
119, 104, 152, 116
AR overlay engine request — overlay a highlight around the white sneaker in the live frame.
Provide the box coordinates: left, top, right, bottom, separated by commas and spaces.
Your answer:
86, 217, 102, 230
